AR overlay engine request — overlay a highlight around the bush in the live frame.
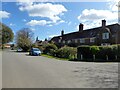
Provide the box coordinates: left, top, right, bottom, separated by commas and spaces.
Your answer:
56, 46, 77, 59
96, 46, 115, 60
77, 45, 120, 61
117, 45, 120, 58
43, 43, 58, 55
77, 46, 92, 59
90, 46, 100, 55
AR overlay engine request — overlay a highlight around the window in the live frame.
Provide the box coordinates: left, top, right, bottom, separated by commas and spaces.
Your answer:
75, 39, 78, 43
59, 39, 61, 43
101, 43, 110, 46
80, 38, 85, 43
67, 40, 71, 44
90, 38, 95, 43
63, 40, 65, 44
102, 33, 109, 39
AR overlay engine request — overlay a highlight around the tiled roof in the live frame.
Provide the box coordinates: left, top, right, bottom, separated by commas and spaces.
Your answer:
51, 23, 120, 41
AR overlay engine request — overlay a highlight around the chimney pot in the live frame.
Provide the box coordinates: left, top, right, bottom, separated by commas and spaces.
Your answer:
102, 19, 106, 28
79, 23, 84, 32
61, 30, 64, 36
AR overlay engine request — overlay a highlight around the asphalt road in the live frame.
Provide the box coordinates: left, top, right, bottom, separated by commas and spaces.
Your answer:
0, 50, 2, 89
2, 50, 118, 88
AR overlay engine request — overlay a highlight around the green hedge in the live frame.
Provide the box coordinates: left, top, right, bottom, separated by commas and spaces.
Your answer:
43, 43, 58, 55
55, 46, 77, 60
77, 45, 120, 61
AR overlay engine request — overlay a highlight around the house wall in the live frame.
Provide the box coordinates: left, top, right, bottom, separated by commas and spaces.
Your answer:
51, 23, 120, 46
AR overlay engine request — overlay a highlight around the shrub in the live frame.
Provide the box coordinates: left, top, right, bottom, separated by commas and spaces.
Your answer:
96, 46, 119, 60
77, 45, 120, 61
117, 45, 120, 58
90, 46, 100, 55
56, 46, 77, 59
77, 46, 92, 59
43, 43, 58, 55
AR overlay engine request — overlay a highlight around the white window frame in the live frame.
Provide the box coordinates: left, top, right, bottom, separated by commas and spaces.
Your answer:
67, 40, 71, 44
75, 39, 78, 43
102, 32, 109, 39
63, 40, 65, 44
90, 38, 95, 43
59, 39, 61, 43
80, 38, 85, 43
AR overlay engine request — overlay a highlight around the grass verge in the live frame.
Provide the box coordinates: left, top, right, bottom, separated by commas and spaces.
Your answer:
41, 54, 69, 61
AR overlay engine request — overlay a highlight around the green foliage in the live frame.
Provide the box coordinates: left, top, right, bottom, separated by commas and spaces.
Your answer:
56, 46, 77, 59
43, 43, 58, 55
0, 23, 14, 45
16, 28, 34, 51
77, 45, 120, 61
90, 46, 100, 55
77, 46, 92, 59
96, 46, 115, 60
42, 43, 77, 60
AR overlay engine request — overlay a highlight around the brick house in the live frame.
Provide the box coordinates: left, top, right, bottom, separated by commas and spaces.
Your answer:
51, 20, 120, 46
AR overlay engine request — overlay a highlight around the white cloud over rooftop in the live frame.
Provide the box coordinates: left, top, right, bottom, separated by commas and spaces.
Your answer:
77, 0, 118, 30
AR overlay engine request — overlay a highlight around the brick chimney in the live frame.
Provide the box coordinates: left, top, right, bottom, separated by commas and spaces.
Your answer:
102, 19, 106, 28
61, 30, 64, 36
79, 23, 84, 32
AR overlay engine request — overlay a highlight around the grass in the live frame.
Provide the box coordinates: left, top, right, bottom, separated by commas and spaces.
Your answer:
41, 54, 119, 62
41, 54, 69, 61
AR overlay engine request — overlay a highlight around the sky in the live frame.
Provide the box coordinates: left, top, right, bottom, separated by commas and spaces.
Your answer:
0, 0, 119, 42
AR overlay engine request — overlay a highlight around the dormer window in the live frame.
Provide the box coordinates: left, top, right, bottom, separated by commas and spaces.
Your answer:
102, 32, 109, 39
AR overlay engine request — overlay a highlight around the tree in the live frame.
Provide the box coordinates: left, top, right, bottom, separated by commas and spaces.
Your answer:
16, 28, 34, 51
0, 22, 14, 48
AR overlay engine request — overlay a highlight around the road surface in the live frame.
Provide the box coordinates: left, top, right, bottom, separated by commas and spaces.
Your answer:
2, 50, 118, 88
0, 50, 2, 89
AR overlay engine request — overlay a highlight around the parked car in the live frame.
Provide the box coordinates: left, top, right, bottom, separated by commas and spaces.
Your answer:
17, 48, 23, 52
29, 48, 41, 56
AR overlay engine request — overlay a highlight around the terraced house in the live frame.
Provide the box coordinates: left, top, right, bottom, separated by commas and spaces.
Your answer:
51, 20, 120, 46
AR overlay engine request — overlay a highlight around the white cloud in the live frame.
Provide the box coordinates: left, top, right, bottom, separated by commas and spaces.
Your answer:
10, 23, 15, 26
49, 34, 59, 38
77, 0, 119, 29
26, 20, 48, 26
27, 19, 65, 26
18, 2, 67, 25
77, 9, 117, 29
107, 0, 119, 11
78, 9, 117, 22
0, 11, 10, 19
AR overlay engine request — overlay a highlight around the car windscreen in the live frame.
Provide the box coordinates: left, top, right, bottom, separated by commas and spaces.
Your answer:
33, 48, 40, 51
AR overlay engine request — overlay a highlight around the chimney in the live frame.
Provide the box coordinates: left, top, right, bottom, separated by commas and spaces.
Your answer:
79, 23, 84, 32
61, 30, 64, 36
102, 19, 106, 28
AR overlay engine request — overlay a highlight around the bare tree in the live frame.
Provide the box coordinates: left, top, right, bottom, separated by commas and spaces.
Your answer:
16, 28, 34, 51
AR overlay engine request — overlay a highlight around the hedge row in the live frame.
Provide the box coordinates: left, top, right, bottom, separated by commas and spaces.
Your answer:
39, 43, 77, 60
77, 45, 120, 61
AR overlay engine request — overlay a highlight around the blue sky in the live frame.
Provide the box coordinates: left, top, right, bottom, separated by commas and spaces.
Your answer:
1, 0, 118, 42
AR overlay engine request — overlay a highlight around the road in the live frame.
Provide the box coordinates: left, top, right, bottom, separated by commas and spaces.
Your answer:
0, 50, 2, 89
2, 50, 118, 88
